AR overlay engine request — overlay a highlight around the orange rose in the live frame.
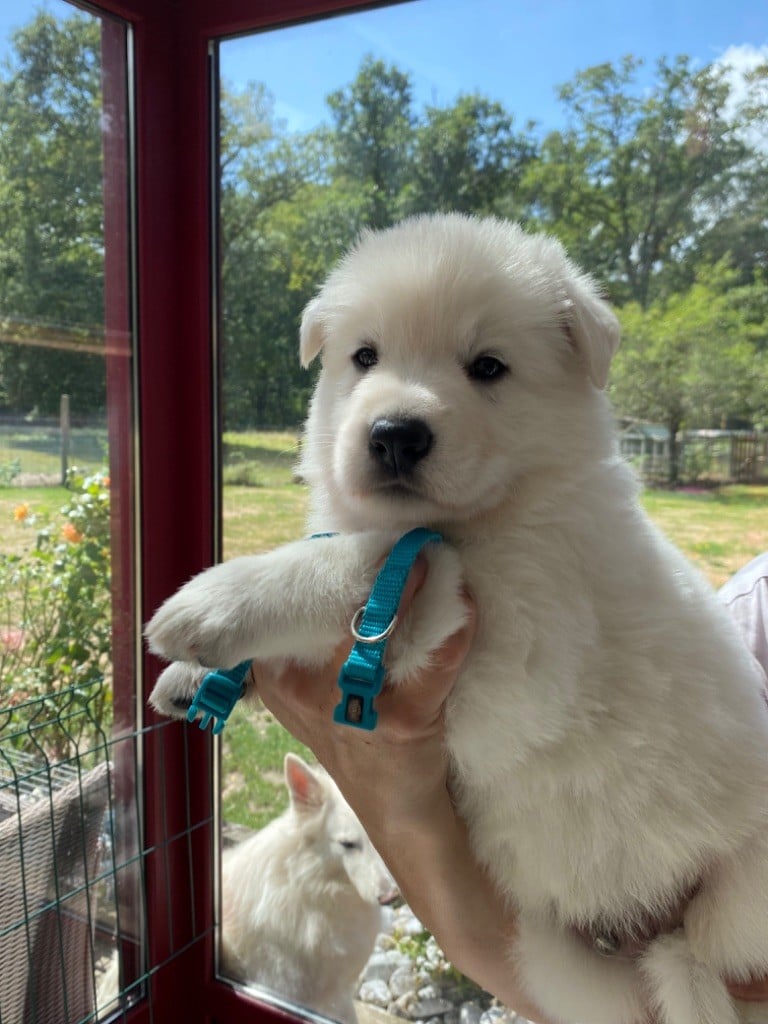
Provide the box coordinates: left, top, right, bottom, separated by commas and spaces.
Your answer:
62, 522, 84, 543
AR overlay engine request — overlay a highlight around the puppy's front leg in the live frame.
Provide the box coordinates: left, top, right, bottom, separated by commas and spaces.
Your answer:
146, 532, 398, 671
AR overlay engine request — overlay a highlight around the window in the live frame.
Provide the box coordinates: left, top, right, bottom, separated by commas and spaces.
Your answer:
213, 2, 768, 1021
0, 3, 142, 1020
1, 0, 765, 1021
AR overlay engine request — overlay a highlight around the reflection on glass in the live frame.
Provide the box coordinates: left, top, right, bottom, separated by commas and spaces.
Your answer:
0, 3, 140, 1021
216, 3, 767, 1021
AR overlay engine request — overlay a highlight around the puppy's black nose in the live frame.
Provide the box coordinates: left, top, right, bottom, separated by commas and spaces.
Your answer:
369, 417, 433, 477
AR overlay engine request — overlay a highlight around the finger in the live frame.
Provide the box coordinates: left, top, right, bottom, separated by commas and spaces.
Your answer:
395, 553, 429, 612
375, 594, 476, 726
431, 592, 477, 671
726, 976, 768, 1001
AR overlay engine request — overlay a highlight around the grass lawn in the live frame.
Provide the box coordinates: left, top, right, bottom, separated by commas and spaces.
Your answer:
642, 485, 768, 588
1, 432, 766, 829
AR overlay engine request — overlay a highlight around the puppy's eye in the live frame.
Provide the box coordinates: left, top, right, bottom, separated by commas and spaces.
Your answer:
466, 355, 508, 382
352, 346, 378, 370
339, 839, 362, 851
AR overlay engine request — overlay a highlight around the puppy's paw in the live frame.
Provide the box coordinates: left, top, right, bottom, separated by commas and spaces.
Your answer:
146, 557, 266, 667
684, 833, 768, 979
640, 931, 739, 1024
149, 661, 209, 719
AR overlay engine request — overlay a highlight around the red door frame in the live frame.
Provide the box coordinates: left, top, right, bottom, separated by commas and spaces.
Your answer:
95, 0, 377, 1020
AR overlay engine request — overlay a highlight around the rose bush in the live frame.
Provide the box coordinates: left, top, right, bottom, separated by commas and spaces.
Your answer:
0, 469, 112, 761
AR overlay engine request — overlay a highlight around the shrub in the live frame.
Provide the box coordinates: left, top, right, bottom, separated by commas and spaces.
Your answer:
0, 469, 112, 761
0, 458, 21, 487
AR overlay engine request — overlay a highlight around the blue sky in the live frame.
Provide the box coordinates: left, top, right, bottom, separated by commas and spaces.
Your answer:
1, 0, 766, 135
218, 0, 768, 134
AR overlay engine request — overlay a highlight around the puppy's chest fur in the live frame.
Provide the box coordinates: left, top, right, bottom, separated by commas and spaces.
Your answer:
439, 527, 768, 928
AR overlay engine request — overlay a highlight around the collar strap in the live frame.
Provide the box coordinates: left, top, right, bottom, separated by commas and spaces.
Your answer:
333, 527, 443, 730
185, 527, 442, 734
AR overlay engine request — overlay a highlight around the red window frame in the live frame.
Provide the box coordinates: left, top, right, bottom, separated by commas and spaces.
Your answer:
96, 1, 376, 1020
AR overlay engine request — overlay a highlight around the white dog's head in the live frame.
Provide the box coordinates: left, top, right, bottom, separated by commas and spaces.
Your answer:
298, 213, 620, 533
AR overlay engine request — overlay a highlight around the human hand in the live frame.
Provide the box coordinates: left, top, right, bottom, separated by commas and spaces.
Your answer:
726, 975, 768, 1002
250, 554, 476, 826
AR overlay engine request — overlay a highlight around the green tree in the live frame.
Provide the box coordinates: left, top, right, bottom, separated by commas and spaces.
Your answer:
327, 55, 415, 229
528, 56, 755, 306
610, 263, 768, 482
0, 11, 105, 415
692, 61, 768, 282
406, 94, 537, 217
219, 82, 362, 428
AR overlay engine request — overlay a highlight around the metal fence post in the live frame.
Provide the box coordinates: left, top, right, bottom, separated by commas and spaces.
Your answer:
60, 394, 70, 485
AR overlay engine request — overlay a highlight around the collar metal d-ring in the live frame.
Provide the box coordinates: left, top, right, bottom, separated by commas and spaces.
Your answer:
350, 607, 399, 644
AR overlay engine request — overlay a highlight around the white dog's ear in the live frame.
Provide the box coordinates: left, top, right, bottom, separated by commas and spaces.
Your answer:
299, 298, 326, 367
284, 753, 325, 812
561, 269, 621, 389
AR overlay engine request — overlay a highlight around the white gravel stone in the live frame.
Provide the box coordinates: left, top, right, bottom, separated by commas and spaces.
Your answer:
459, 1002, 483, 1024
359, 979, 392, 1008
406, 997, 455, 1019
361, 950, 412, 984
479, 1007, 518, 1024
389, 965, 420, 999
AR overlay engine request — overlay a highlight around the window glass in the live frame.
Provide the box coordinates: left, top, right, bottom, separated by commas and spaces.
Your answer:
0, 2, 141, 1020
215, 1, 767, 1019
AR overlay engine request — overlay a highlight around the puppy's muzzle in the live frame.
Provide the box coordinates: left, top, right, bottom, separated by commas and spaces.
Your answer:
368, 417, 433, 477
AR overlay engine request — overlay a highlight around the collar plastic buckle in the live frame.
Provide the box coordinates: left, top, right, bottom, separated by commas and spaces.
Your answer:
333, 660, 387, 730
187, 660, 251, 734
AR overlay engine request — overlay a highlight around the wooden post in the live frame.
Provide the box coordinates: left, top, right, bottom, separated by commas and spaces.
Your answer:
60, 394, 70, 485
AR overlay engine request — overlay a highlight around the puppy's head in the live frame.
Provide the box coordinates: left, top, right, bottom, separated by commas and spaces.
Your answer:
299, 214, 620, 532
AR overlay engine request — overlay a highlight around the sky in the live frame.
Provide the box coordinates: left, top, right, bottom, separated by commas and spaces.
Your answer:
216, 0, 768, 135
0, 0, 766, 136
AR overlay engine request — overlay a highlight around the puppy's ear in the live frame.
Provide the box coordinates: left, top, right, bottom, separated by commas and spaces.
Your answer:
284, 753, 325, 812
561, 269, 620, 390
299, 298, 326, 367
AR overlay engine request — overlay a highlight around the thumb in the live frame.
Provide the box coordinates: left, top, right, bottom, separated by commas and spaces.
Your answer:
394, 553, 429, 614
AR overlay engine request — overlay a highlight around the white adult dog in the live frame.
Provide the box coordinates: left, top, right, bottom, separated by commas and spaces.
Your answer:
148, 214, 768, 1024
221, 753, 397, 1024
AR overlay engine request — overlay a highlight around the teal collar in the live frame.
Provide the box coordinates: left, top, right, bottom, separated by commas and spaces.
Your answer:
333, 527, 442, 730
185, 527, 443, 734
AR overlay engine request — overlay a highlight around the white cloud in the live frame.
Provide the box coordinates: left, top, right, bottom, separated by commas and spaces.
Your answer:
713, 43, 768, 150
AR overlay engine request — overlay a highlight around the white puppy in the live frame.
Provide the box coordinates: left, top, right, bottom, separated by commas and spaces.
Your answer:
221, 754, 396, 1024
148, 214, 768, 1024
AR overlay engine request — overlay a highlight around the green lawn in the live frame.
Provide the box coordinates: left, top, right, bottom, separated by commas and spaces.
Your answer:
1, 432, 765, 829
641, 485, 768, 588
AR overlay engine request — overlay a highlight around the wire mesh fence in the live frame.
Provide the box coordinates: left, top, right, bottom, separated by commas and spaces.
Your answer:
0, 685, 140, 1024
0, 684, 214, 1024
0, 416, 108, 487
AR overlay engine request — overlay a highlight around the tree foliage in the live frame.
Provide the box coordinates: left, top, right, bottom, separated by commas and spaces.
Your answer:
526, 56, 763, 307
0, 12, 105, 414
611, 264, 768, 480
1, 14, 766, 440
